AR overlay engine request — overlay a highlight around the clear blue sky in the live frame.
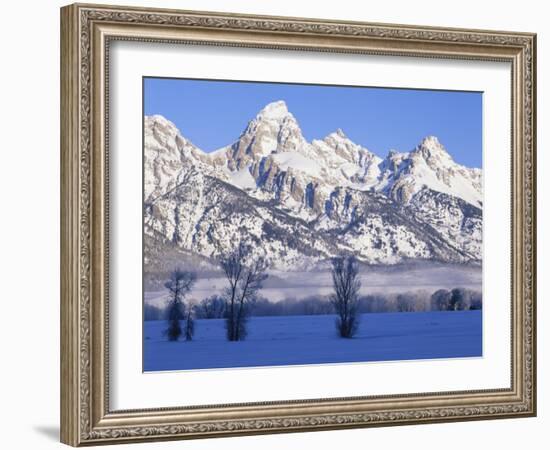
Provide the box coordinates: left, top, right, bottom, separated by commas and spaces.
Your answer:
144, 77, 482, 168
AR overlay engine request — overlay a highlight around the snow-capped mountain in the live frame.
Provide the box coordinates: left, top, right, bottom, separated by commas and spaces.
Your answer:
376, 136, 482, 207
144, 101, 482, 270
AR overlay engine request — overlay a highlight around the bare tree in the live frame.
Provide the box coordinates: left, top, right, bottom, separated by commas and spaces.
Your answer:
330, 256, 361, 338
164, 268, 196, 341
234, 258, 268, 340
220, 246, 243, 340
220, 244, 268, 341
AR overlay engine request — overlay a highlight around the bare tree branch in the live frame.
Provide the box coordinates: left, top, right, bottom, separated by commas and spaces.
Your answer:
219, 244, 268, 341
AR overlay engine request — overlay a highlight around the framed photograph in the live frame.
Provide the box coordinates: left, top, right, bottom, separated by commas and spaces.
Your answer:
60, 3, 537, 446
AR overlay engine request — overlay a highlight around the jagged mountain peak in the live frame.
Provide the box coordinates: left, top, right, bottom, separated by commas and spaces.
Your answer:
145, 114, 179, 136
376, 136, 482, 207
241, 100, 302, 139
412, 135, 454, 164
146, 113, 175, 125
332, 128, 347, 139
385, 148, 409, 160
143, 113, 481, 208
325, 128, 360, 144
229, 101, 307, 168
256, 100, 292, 121
144, 109, 483, 269
144, 114, 205, 159
321, 129, 377, 160
380, 149, 408, 171
420, 135, 443, 147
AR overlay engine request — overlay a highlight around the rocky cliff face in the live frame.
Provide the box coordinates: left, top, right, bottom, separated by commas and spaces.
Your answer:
144, 101, 482, 270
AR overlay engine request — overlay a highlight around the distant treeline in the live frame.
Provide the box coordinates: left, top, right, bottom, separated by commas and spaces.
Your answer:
145, 287, 482, 321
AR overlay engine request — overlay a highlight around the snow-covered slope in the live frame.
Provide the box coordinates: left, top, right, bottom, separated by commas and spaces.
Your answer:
376, 136, 482, 207
144, 101, 483, 270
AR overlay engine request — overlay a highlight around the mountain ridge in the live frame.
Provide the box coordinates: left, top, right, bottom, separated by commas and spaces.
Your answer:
144, 101, 483, 270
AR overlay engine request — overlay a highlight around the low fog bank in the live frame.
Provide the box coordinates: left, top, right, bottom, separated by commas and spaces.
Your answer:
145, 286, 482, 320
145, 262, 481, 309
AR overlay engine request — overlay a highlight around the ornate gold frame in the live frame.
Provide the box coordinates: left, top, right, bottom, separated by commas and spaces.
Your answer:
60, 3, 536, 446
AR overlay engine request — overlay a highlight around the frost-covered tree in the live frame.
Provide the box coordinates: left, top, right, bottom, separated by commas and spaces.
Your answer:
450, 288, 471, 310
469, 291, 483, 310
144, 304, 164, 321
184, 309, 195, 341
431, 289, 452, 311
330, 256, 361, 338
430, 288, 476, 311
220, 244, 268, 341
358, 294, 388, 313
164, 269, 196, 341
396, 293, 416, 312
196, 295, 226, 319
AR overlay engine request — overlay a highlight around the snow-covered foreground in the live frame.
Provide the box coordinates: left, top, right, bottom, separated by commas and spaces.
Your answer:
143, 310, 482, 371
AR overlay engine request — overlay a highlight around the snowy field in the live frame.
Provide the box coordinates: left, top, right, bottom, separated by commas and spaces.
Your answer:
143, 310, 482, 371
